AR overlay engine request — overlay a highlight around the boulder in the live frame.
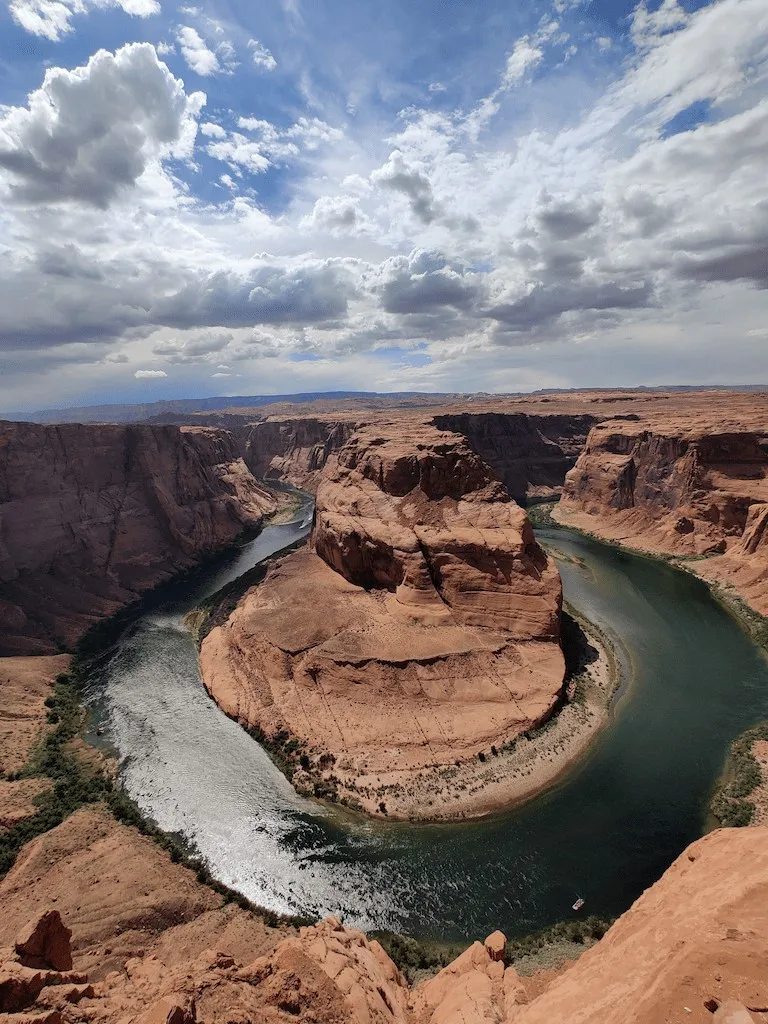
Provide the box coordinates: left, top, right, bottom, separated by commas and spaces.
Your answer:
484, 931, 506, 962
14, 912, 72, 972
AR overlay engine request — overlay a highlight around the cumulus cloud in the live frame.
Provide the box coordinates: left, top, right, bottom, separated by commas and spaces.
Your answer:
370, 251, 482, 315
2, 0, 768, 411
300, 195, 371, 235
134, 368, 167, 378
9, 0, 159, 41
176, 26, 220, 76
248, 39, 277, 71
371, 150, 438, 224
0, 43, 204, 207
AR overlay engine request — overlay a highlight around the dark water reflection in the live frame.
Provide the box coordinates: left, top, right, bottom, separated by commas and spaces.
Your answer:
85, 504, 768, 941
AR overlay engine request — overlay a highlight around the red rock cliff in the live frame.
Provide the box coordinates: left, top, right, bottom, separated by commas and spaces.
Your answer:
432, 412, 597, 504
0, 422, 277, 656
556, 418, 768, 614
241, 418, 359, 492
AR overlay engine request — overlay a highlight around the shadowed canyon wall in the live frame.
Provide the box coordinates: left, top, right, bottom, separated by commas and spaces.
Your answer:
0, 422, 277, 656
432, 412, 597, 503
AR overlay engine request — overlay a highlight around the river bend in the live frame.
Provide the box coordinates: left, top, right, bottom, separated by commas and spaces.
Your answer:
84, 498, 768, 941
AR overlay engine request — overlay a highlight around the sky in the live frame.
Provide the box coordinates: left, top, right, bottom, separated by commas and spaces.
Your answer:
0, 0, 766, 412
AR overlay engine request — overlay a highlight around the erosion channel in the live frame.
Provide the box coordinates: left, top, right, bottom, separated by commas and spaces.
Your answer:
83, 492, 768, 943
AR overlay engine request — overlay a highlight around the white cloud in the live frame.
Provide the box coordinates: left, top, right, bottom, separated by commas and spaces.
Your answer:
207, 116, 343, 176
200, 121, 227, 138
248, 39, 277, 71
134, 368, 168, 378
9, 0, 160, 41
176, 26, 220, 76
1, 0, 768, 413
502, 36, 544, 87
0, 43, 204, 207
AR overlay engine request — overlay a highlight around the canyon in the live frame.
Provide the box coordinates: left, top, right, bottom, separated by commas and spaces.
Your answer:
554, 400, 768, 616
1, 388, 768, 1023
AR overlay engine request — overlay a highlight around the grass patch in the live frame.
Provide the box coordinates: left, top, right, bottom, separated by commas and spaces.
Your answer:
369, 931, 465, 984
710, 721, 768, 828
526, 501, 557, 528
0, 673, 112, 877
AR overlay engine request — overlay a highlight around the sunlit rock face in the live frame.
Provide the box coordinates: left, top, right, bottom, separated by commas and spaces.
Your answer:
558, 419, 768, 614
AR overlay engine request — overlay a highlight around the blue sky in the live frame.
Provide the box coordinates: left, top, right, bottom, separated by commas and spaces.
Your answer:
0, 0, 766, 411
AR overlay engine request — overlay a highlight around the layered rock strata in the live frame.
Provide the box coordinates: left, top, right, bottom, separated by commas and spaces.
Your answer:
556, 419, 768, 615
0, 423, 278, 656
241, 417, 359, 491
3, 810, 768, 1023
201, 423, 564, 817
432, 412, 597, 503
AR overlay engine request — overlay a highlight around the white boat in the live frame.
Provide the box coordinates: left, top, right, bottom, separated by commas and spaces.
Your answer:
572, 896, 585, 911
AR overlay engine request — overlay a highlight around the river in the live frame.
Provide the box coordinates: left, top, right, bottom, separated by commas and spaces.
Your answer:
83, 496, 768, 942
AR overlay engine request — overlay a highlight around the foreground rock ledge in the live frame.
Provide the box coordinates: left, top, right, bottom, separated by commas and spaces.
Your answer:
201, 422, 565, 818
3, 814, 768, 1024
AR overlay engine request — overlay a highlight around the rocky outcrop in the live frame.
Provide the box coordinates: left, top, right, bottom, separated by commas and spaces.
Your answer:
241, 418, 359, 492
6, 817, 768, 1024
0, 423, 278, 655
514, 826, 768, 1024
432, 413, 597, 503
556, 420, 768, 614
201, 422, 564, 818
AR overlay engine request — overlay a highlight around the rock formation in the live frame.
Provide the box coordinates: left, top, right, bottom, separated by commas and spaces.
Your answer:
240, 417, 359, 491
513, 826, 768, 1024
3, 810, 768, 1024
556, 418, 768, 614
200, 422, 565, 817
432, 412, 597, 503
0, 423, 278, 656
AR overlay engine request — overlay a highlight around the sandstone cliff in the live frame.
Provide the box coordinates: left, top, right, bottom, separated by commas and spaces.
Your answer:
432, 412, 597, 504
240, 417, 359, 491
200, 422, 565, 818
556, 418, 768, 615
0, 423, 277, 656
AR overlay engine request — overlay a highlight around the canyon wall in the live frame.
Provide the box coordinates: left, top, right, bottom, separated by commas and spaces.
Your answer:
200, 421, 565, 818
239, 410, 597, 503
557, 419, 768, 614
432, 412, 597, 503
0, 422, 277, 656
240, 417, 360, 492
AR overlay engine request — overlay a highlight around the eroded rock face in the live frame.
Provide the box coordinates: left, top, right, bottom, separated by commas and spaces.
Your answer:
557, 420, 768, 614
242, 418, 359, 492
313, 424, 561, 637
0, 423, 277, 655
201, 423, 564, 817
514, 827, 768, 1024
432, 412, 597, 504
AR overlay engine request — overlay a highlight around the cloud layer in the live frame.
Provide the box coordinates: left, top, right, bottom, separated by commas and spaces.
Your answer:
0, 0, 766, 411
